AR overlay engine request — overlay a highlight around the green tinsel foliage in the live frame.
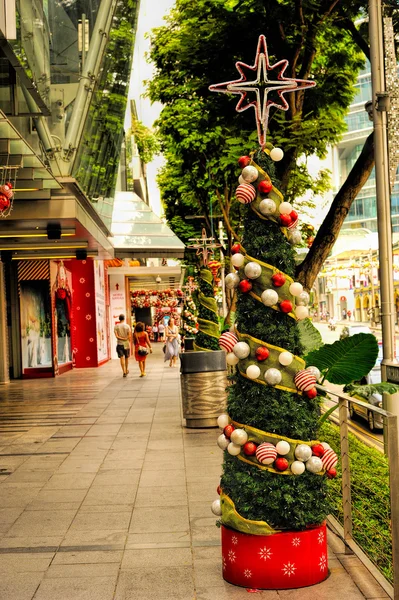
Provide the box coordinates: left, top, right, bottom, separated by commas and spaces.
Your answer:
195, 331, 219, 350
223, 148, 328, 531
228, 378, 320, 440
221, 455, 330, 531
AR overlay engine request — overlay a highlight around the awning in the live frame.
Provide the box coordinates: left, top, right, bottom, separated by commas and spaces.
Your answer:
111, 191, 185, 258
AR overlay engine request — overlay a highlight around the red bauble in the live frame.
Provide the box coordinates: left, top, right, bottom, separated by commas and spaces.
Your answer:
311, 444, 325, 458
217, 485, 222, 495
243, 441, 257, 456
279, 300, 293, 313
274, 457, 289, 471
231, 243, 241, 254
326, 468, 337, 479
255, 346, 269, 361
223, 424, 235, 439
306, 387, 318, 399
238, 279, 252, 293
238, 155, 251, 168
0, 194, 10, 211
258, 179, 273, 194
271, 273, 286, 287
290, 210, 298, 221
279, 214, 292, 227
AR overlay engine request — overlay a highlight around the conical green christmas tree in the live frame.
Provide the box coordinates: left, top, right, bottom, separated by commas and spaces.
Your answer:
194, 267, 220, 351
219, 149, 333, 531
181, 294, 198, 337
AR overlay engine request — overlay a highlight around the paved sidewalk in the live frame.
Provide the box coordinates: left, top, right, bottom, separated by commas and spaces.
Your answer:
0, 346, 389, 599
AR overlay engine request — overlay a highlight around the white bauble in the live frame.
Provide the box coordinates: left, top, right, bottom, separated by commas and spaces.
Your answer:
230, 428, 248, 446
241, 165, 258, 183
225, 273, 240, 289
217, 434, 230, 450
278, 351, 293, 367
270, 147, 284, 162
297, 291, 310, 306
275, 440, 291, 455
217, 413, 230, 429
295, 305, 309, 320
288, 229, 302, 245
294, 444, 312, 462
227, 442, 242, 456
259, 199, 277, 216
231, 253, 245, 268
321, 442, 331, 450
233, 342, 251, 359
306, 456, 323, 473
306, 366, 321, 381
289, 282, 303, 297
238, 174, 245, 185
279, 202, 293, 215
226, 352, 239, 366
244, 261, 262, 279
264, 368, 282, 386
211, 499, 222, 516
291, 460, 305, 475
246, 364, 261, 380
261, 289, 279, 307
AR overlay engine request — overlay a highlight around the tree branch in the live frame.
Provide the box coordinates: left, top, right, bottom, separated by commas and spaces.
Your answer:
340, 15, 370, 60
215, 187, 240, 243
295, 132, 375, 290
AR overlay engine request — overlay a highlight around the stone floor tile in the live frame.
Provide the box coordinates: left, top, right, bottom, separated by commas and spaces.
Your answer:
196, 585, 279, 599
52, 550, 123, 565
138, 469, 186, 487
69, 510, 131, 532
114, 566, 194, 600
90, 469, 140, 487
0, 552, 54, 572
5, 509, 76, 537
60, 529, 127, 549
129, 506, 189, 534
0, 484, 42, 507
126, 531, 190, 548
27, 488, 87, 505
33, 576, 117, 600
44, 562, 120, 578
44, 472, 96, 490
17, 455, 67, 471
121, 547, 192, 569
81, 484, 137, 506
134, 485, 187, 508
0, 572, 43, 600
55, 459, 103, 474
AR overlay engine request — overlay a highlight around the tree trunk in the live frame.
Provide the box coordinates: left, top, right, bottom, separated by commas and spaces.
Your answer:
296, 132, 375, 290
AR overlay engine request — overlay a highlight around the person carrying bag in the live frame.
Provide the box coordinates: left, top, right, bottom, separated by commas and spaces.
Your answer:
133, 322, 152, 377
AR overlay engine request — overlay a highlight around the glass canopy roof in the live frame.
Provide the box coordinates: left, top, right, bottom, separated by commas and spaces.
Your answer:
111, 191, 185, 258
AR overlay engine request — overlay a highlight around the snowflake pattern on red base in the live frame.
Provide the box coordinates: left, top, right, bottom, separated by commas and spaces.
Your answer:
221, 523, 328, 589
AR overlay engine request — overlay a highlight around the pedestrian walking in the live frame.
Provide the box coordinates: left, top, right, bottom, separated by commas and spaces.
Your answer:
114, 314, 131, 377
158, 321, 165, 342
152, 322, 159, 342
133, 322, 152, 377
164, 317, 179, 367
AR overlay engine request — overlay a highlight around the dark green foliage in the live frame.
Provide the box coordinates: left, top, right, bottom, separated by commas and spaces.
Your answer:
321, 422, 392, 582
228, 378, 320, 440
195, 331, 220, 351
221, 455, 330, 531
196, 268, 220, 350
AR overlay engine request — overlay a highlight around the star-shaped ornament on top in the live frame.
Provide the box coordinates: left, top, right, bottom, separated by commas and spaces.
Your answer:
187, 228, 221, 266
209, 35, 316, 147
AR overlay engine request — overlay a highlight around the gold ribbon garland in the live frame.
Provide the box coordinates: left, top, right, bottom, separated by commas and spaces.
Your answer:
220, 492, 279, 536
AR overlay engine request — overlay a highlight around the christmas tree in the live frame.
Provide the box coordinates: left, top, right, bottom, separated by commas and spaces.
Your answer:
194, 267, 220, 351
181, 294, 198, 337
210, 35, 338, 590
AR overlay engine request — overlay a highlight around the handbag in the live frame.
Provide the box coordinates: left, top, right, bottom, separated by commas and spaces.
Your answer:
138, 345, 148, 356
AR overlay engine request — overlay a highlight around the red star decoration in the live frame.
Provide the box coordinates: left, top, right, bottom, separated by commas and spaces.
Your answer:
209, 35, 316, 147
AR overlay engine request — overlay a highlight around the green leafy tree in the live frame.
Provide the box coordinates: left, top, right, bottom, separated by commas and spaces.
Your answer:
148, 0, 378, 289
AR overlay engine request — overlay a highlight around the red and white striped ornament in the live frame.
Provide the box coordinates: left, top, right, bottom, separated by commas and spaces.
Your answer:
219, 331, 239, 353
288, 216, 299, 229
0, 183, 13, 200
236, 183, 256, 204
321, 448, 338, 471
294, 369, 317, 392
255, 442, 277, 465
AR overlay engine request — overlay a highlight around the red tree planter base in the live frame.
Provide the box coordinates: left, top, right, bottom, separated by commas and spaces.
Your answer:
221, 522, 328, 589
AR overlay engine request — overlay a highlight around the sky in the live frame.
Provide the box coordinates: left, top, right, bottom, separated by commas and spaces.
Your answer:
127, 0, 175, 217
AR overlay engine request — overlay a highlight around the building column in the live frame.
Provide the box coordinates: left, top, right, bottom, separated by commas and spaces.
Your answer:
0, 261, 10, 383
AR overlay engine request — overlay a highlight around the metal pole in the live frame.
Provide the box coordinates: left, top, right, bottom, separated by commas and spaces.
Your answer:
219, 220, 227, 317
369, 0, 396, 372
81, 14, 87, 70
338, 397, 353, 552
386, 414, 399, 599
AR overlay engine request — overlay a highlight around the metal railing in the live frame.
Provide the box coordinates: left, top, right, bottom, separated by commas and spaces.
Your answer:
318, 384, 399, 599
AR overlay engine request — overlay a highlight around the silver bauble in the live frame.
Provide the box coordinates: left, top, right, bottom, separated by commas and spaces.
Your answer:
244, 261, 262, 279
261, 289, 279, 307
305, 456, 323, 473
264, 368, 282, 386
225, 273, 240, 289
294, 444, 312, 462
297, 291, 310, 306
259, 199, 277, 216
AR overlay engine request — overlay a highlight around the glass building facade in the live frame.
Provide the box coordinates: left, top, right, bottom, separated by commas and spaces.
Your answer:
341, 64, 399, 231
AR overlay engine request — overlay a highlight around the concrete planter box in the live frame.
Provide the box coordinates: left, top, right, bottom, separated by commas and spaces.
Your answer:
180, 350, 227, 428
